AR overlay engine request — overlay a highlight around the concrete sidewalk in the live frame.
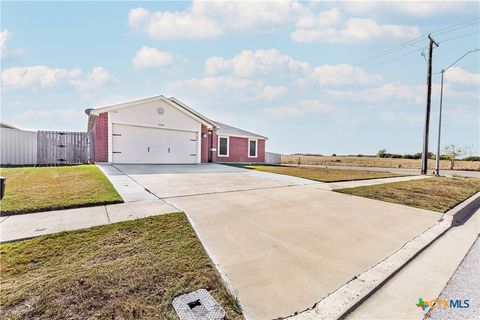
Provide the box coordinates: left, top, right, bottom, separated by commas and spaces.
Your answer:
346, 210, 479, 320
0, 200, 177, 243
290, 164, 480, 178
97, 164, 158, 202
327, 175, 431, 190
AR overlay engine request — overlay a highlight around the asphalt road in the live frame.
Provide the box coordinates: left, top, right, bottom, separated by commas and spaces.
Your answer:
429, 238, 480, 320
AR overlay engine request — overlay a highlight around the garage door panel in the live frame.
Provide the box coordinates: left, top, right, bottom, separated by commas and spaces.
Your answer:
112, 124, 197, 164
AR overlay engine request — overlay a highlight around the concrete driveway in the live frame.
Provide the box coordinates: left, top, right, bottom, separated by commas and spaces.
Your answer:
98, 164, 444, 319
167, 186, 442, 319
102, 164, 318, 199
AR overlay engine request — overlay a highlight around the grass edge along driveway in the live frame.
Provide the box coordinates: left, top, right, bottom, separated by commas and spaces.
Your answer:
0, 165, 122, 216
0, 212, 243, 319
336, 176, 480, 212
230, 164, 405, 182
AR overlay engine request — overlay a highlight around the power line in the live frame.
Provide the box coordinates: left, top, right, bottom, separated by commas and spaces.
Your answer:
353, 19, 479, 67
431, 19, 479, 38
363, 47, 425, 71
437, 30, 480, 44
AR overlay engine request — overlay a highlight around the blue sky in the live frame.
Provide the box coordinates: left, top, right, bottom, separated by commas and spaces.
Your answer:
1, 1, 479, 155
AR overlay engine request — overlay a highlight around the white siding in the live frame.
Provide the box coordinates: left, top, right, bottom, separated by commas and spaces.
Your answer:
0, 128, 37, 165
109, 99, 200, 132
107, 99, 203, 164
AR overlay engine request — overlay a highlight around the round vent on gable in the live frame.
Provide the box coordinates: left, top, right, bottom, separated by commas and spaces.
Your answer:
157, 107, 165, 115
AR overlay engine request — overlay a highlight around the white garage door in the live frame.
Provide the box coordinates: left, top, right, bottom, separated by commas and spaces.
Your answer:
112, 124, 198, 164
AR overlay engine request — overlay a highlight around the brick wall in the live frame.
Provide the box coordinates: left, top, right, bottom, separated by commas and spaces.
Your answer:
200, 125, 209, 163
216, 136, 265, 163
93, 112, 108, 162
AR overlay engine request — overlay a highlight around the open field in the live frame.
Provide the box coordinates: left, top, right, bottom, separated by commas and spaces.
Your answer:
0, 213, 243, 319
282, 155, 480, 171
234, 164, 404, 182
0, 165, 122, 215
336, 177, 480, 212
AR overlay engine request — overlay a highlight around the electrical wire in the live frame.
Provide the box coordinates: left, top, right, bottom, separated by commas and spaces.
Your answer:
437, 31, 480, 44
353, 19, 479, 67
363, 47, 426, 71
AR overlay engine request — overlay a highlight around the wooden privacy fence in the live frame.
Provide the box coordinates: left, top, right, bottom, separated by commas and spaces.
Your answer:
37, 131, 93, 165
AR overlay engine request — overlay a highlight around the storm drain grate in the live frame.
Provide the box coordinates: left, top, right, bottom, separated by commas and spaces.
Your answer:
172, 289, 225, 320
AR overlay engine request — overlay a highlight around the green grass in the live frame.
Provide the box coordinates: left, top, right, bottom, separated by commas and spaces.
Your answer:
0, 165, 122, 215
0, 213, 243, 320
336, 177, 480, 212
230, 164, 404, 182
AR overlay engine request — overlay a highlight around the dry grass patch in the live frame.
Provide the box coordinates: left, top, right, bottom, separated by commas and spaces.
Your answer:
0, 213, 243, 320
336, 177, 480, 212
236, 164, 404, 182
282, 155, 480, 171
0, 165, 122, 215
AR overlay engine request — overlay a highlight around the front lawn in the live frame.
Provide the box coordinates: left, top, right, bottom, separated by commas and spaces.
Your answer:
0, 165, 122, 215
336, 177, 480, 212
234, 164, 404, 182
0, 213, 243, 319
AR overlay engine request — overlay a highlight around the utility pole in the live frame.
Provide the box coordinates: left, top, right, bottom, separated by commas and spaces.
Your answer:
421, 34, 439, 174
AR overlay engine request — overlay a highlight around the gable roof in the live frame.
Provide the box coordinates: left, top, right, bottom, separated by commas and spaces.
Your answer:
213, 121, 267, 140
85, 95, 267, 139
85, 95, 215, 130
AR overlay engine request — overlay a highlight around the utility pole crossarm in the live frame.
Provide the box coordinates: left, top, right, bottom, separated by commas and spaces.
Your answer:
428, 34, 439, 48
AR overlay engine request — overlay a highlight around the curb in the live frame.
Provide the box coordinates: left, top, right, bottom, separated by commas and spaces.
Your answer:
446, 191, 480, 226
285, 192, 480, 320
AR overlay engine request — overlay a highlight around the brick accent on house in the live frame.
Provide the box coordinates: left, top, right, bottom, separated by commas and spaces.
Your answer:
216, 136, 265, 163
93, 112, 108, 162
200, 125, 209, 163
211, 129, 218, 163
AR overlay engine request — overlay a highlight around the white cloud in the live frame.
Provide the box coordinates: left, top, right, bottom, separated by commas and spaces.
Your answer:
69, 67, 116, 91
445, 67, 479, 85
327, 83, 424, 104
1, 29, 25, 59
205, 56, 231, 75
259, 85, 288, 101
128, 1, 423, 45
292, 17, 420, 43
20, 108, 82, 120
132, 46, 173, 69
205, 49, 310, 77
299, 64, 382, 87
128, 6, 221, 40
165, 75, 288, 102
165, 76, 258, 98
341, 1, 470, 17
0, 29, 11, 57
295, 8, 342, 29
128, 1, 307, 40
2, 65, 115, 91
262, 99, 336, 118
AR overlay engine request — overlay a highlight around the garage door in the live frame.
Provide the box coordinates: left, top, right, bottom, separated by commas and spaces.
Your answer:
112, 124, 198, 164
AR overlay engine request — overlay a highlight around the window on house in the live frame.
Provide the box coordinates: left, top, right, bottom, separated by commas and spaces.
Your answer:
219, 137, 229, 156
249, 139, 257, 157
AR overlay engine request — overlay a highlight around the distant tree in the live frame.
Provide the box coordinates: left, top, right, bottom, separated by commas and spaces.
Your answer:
377, 149, 387, 158
443, 145, 470, 170
332, 153, 337, 157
